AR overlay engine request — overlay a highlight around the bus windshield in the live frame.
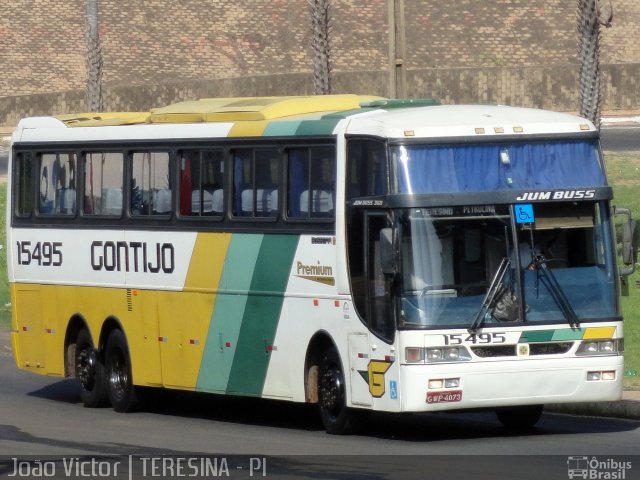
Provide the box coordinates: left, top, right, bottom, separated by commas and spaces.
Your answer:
391, 140, 606, 194
397, 202, 617, 328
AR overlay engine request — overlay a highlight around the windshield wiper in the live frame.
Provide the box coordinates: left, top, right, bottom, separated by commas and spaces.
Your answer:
532, 256, 580, 328
468, 257, 511, 333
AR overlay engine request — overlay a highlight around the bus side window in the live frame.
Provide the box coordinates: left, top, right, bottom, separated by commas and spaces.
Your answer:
38, 153, 76, 216
179, 149, 224, 217
346, 139, 387, 200
287, 146, 335, 219
131, 151, 171, 216
233, 149, 279, 218
83, 152, 124, 216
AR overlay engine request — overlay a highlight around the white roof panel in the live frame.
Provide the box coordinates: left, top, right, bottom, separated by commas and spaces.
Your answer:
344, 104, 596, 139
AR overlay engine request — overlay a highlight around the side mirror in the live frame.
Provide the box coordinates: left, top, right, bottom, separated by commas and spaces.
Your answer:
614, 207, 637, 278
622, 219, 637, 266
379, 228, 397, 275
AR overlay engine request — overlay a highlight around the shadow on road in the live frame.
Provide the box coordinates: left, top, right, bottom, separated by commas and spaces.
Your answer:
26, 378, 640, 442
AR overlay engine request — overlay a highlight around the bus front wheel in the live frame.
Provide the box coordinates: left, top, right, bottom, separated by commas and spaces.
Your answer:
318, 348, 360, 434
75, 329, 106, 408
104, 329, 139, 413
495, 404, 543, 430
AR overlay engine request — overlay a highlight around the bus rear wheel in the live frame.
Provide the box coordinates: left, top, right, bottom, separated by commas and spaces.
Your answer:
495, 405, 543, 430
318, 348, 360, 435
105, 329, 139, 413
75, 329, 107, 408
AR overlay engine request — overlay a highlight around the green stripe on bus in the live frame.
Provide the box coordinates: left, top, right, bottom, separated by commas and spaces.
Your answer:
225, 234, 299, 396
295, 118, 341, 136
262, 121, 303, 136
518, 330, 555, 343
196, 234, 263, 393
519, 329, 586, 343
551, 328, 585, 341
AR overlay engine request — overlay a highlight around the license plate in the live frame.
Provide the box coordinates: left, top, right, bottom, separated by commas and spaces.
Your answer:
427, 390, 462, 404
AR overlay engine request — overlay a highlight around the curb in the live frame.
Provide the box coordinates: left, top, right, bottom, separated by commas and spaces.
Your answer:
601, 116, 640, 127
546, 400, 640, 420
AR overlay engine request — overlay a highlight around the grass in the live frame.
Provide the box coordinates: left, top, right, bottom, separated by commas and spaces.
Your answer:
0, 152, 638, 384
606, 152, 640, 387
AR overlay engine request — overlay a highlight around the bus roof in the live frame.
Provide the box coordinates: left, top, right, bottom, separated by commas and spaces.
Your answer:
12, 95, 596, 144
343, 104, 597, 139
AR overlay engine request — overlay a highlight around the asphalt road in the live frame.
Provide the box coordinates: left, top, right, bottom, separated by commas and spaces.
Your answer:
1, 332, 640, 480
601, 126, 640, 151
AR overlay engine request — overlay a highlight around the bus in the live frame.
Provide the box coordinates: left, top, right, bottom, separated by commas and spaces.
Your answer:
8, 95, 637, 434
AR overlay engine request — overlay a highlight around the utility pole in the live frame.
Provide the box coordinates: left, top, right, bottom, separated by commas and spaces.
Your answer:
388, 0, 406, 98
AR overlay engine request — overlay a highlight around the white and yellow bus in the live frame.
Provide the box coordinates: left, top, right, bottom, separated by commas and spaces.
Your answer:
8, 95, 636, 434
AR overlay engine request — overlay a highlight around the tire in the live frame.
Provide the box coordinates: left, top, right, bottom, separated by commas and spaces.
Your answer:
104, 329, 140, 412
75, 329, 107, 408
495, 405, 543, 430
318, 347, 361, 434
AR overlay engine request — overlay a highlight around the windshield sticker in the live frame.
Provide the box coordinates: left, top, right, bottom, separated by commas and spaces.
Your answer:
515, 204, 535, 224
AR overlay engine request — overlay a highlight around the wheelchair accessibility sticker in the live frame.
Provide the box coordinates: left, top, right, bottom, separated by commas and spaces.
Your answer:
515, 204, 535, 224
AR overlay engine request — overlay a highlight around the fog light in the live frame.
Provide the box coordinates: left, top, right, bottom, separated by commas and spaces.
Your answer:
587, 371, 602, 381
445, 378, 460, 388
602, 371, 616, 381
428, 379, 444, 389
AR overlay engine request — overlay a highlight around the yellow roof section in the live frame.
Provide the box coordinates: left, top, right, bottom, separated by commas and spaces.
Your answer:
52, 94, 385, 127
150, 95, 375, 123
56, 112, 150, 127
149, 98, 241, 123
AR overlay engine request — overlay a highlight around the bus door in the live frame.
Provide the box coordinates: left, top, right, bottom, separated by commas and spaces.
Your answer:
348, 211, 398, 408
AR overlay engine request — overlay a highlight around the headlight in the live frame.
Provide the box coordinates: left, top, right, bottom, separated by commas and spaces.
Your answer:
427, 348, 443, 361
405, 346, 471, 363
576, 339, 621, 356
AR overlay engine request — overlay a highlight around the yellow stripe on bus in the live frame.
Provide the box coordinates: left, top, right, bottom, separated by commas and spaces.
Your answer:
227, 121, 269, 137
583, 326, 616, 339
184, 233, 232, 292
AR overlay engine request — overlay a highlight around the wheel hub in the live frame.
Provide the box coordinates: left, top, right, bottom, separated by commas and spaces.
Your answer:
76, 348, 97, 391
108, 352, 128, 400
320, 368, 343, 414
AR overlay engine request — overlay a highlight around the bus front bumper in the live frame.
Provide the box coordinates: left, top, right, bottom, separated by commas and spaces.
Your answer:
399, 355, 624, 412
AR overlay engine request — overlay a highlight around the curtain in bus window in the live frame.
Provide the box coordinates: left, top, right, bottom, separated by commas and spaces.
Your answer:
179, 153, 193, 216
288, 149, 308, 217
234, 151, 252, 216
254, 151, 279, 216
309, 149, 335, 216
395, 141, 605, 194
16, 153, 34, 216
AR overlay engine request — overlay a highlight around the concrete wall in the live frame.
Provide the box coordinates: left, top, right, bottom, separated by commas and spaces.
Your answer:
1, 0, 638, 126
